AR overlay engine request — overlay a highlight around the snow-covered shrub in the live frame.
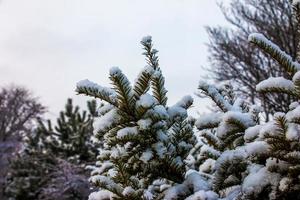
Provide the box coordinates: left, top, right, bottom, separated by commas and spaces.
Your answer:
164, 9, 300, 199
5, 151, 58, 200
77, 36, 196, 199
4, 99, 98, 200
172, 82, 260, 199
232, 32, 300, 199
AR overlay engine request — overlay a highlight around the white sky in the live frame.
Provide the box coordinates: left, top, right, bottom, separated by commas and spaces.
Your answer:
0, 0, 230, 118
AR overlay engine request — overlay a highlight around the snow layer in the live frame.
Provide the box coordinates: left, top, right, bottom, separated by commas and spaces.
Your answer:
195, 113, 222, 130
244, 125, 262, 142
122, 186, 135, 196
136, 94, 157, 108
137, 119, 152, 130
174, 95, 193, 108
76, 79, 116, 100
93, 109, 121, 134
199, 158, 215, 173
243, 141, 269, 156
256, 77, 294, 92
286, 106, 300, 122
89, 190, 114, 200
140, 149, 153, 163
164, 170, 211, 200
242, 167, 280, 197
185, 190, 218, 200
248, 33, 300, 71
116, 126, 138, 138
286, 124, 300, 140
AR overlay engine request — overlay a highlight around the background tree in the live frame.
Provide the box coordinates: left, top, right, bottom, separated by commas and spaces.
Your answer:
0, 85, 45, 141
0, 85, 45, 199
207, 0, 298, 121
33, 98, 98, 163
5, 151, 58, 200
78, 36, 196, 199
4, 98, 97, 200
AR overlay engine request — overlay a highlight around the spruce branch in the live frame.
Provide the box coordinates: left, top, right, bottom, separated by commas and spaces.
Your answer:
109, 67, 135, 114
292, 71, 300, 97
256, 77, 296, 97
248, 33, 300, 75
141, 36, 168, 106
198, 81, 233, 112
76, 79, 118, 107
141, 36, 159, 70
133, 66, 155, 99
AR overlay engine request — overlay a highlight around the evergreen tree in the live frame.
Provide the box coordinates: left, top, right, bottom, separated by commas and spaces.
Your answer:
5, 151, 58, 200
77, 36, 196, 199
158, 2, 300, 199
168, 82, 261, 199
34, 98, 98, 163
4, 99, 97, 200
233, 29, 300, 200
0, 86, 45, 199
207, 0, 298, 121
190, 82, 259, 166
195, 82, 259, 193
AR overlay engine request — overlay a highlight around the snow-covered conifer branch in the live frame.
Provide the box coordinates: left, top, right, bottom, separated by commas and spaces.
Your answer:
292, 71, 300, 97
141, 36, 159, 70
248, 33, 300, 75
256, 77, 296, 96
195, 113, 222, 130
76, 79, 118, 106
140, 36, 168, 106
198, 81, 233, 112
133, 66, 155, 99
151, 70, 168, 106
109, 67, 135, 113
77, 36, 197, 199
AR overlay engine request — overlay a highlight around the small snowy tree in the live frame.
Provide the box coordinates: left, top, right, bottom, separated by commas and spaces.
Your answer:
233, 32, 300, 199
77, 36, 196, 199
5, 99, 97, 200
32, 98, 98, 163
5, 151, 58, 200
195, 82, 259, 194
207, 0, 298, 121
168, 82, 260, 199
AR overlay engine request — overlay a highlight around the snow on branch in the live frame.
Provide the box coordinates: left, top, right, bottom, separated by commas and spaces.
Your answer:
248, 33, 300, 75
198, 81, 233, 112
133, 65, 155, 98
151, 70, 168, 106
141, 35, 159, 71
256, 77, 295, 95
293, 0, 300, 5
109, 66, 135, 111
76, 79, 117, 106
195, 113, 222, 130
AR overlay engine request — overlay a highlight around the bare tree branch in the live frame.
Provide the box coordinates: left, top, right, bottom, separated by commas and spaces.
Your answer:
0, 85, 45, 141
207, 0, 297, 121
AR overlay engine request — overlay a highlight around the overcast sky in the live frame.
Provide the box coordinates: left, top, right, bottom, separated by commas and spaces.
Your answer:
0, 0, 230, 118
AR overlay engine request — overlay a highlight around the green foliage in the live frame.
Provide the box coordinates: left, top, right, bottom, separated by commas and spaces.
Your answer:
186, 82, 260, 197
77, 36, 196, 199
5, 99, 96, 200
240, 13, 300, 198
33, 98, 98, 163
248, 33, 299, 75
5, 151, 57, 200
141, 36, 168, 106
